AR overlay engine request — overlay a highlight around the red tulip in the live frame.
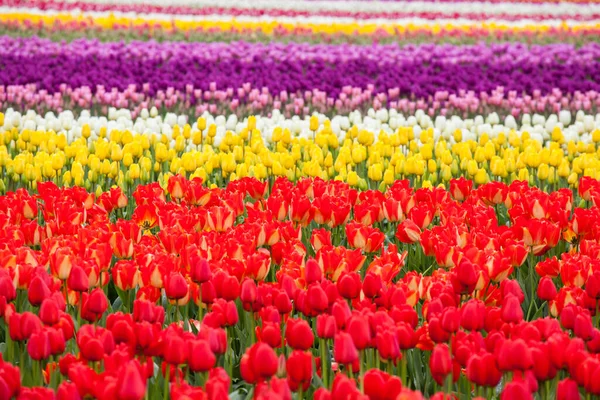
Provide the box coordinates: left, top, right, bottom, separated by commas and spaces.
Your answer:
57, 381, 80, 400
500, 381, 532, 400
334, 332, 359, 365
307, 284, 329, 314
162, 331, 187, 366
116, 360, 146, 400
285, 318, 314, 351
317, 315, 337, 339
586, 271, 600, 299
86, 288, 108, 315
165, 272, 188, 301
376, 329, 400, 362
466, 352, 502, 388
187, 339, 216, 372
538, 277, 558, 302
286, 350, 313, 392
460, 300, 485, 331
77, 325, 115, 362
240, 279, 258, 312
27, 330, 51, 360
337, 272, 362, 300
190, 258, 212, 284
501, 294, 524, 323
347, 315, 371, 350
363, 369, 403, 400
496, 338, 533, 371
39, 299, 60, 326
557, 378, 581, 400
430, 344, 452, 385
67, 264, 89, 292
240, 342, 278, 383
48, 327, 66, 356
28, 275, 51, 307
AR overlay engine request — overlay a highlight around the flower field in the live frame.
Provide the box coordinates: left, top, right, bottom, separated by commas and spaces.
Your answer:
2, 0, 600, 400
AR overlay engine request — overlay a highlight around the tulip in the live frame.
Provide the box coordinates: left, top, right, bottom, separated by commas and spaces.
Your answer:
190, 258, 212, 284
556, 378, 581, 400
317, 315, 337, 339
285, 318, 314, 351
165, 272, 188, 301
86, 288, 108, 315
27, 330, 51, 361
537, 277, 558, 302
67, 264, 89, 292
39, 299, 60, 326
466, 352, 502, 388
187, 339, 216, 373
430, 344, 453, 386
501, 381, 532, 400
396, 219, 421, 244
337, 272, 362, 300
363, 369, 403, 400
334, 332, 359, 366
116, 361, 146, 400
286, 350, 313, 392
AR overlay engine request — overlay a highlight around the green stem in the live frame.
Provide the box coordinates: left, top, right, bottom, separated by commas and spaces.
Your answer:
401, 351, 408, 388
320, 338, 328, 389
163, 366, 170, 400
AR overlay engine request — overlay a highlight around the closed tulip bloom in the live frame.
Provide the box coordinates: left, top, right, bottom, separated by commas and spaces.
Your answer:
67, 264, 89, 292
305, 258, 323, 285
240, 278, 258, 312
116, 360, 146, 400
187, 339, 216, 372
27, 330, 51, 360
376, 329, 400, 361
0, 272, 16, 302
337, 272, 362, 300
363, 369, 403, 400
557, 378, 581, 400
165, 272, 188, 300
285, 318, 314, 351
586, 272, 600, 299
430, 344, 452, 385
574, 313, 593, 340
362, 272, 382, 299
48, 327, 66, 356
347, 315, 371, 350
496, 339, 533, 371
460, 300, 485, 331
286, 350, 313, 392
57, 381, 80, 400
258, 322, 282, 348
307, 284, 329, 314
39, 299, 60, 326
190, 258, 212, 284
317, 314, 337, 339
466, 352, 502, 387
501, 381, 533, 400
241, 343, 278, 383
87, 288, 108, 315
334, 332, 359, 365
537, 277, 558, 302
501, 294, 524, 324
28, 275, 51, 307
162, 333, 187, 366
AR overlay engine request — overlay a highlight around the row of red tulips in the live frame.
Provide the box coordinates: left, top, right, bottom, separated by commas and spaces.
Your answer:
2, 175, 600, 399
